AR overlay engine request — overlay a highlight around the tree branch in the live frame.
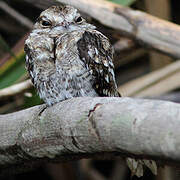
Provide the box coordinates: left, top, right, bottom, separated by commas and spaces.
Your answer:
0, 79, 32, 99
1, 97, 180, 175
119, 60, 180, 97
0, 1, 33, 29
24, 0, 180, 58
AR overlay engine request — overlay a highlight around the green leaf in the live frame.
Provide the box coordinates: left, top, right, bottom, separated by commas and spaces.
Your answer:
0, 54, 26, 89
108, 0, 137, 6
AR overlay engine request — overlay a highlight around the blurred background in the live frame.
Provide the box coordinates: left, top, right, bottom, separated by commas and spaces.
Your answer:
0, 0, 180, 179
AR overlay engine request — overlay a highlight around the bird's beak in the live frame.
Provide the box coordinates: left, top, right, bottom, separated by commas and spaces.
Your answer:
50, 22, 70, 37
56, 21, 69, 29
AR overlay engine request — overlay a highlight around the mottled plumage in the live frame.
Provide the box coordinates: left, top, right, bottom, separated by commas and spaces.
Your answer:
24, 5, 120, 106
24, 6, 158, 177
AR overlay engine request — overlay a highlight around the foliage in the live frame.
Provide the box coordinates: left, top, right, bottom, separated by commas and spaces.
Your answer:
107, 0, 137, 6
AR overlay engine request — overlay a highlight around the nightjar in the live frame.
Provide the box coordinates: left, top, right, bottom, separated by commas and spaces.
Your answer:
24, 5, 157, 177
24, 5, 120, 106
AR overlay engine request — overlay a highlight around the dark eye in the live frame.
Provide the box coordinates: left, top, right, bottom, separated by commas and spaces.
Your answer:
41, 20, 51, 27
75, 16, 83, 23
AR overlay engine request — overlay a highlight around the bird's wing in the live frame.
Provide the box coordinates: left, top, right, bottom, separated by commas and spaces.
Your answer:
77, 30, 121, 97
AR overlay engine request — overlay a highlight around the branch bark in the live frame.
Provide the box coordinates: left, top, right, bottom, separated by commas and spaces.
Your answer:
24, 0, 180, 58
1, 97, 180, 175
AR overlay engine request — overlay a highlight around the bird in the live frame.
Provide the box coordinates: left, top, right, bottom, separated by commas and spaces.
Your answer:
24, 5, 120, 106
24, 5, 157, 177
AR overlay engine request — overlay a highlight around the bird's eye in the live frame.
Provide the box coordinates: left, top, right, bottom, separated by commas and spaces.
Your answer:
41, 20, 51, 27
75, 16, 83, 23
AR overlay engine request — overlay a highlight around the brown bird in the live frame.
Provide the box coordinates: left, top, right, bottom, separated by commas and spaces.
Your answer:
24, 5, 157, 177
24, 5, 120, 106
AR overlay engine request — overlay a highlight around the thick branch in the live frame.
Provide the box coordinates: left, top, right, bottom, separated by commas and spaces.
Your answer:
24, 0, 180, 58
1, 97, 180, 174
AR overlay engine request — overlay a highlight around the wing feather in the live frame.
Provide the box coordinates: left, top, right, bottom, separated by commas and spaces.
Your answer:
77, 30, 121, 97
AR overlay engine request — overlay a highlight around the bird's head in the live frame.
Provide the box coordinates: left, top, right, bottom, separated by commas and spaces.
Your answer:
33, 5, 95, 36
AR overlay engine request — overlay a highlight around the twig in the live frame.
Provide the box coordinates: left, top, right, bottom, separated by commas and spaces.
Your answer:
134, 71, 180, 97
0, 1, 33, 29
0, 79, 33, 98
119, 61, 180, 97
